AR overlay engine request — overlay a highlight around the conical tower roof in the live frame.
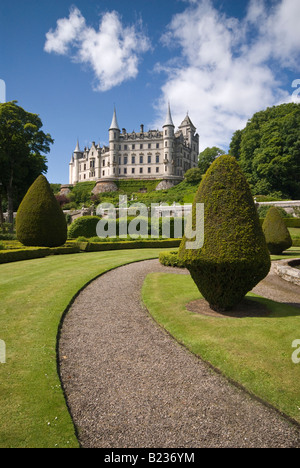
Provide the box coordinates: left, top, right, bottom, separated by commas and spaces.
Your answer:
163, 102, 175, 127
109, 107, 120, 131
74, 139, 82, 153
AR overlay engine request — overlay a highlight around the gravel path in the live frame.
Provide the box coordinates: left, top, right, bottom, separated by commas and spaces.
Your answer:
58, 259, 300, 448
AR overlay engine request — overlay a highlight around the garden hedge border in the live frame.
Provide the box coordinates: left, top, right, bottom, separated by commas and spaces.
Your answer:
0, 245, 81, 264
0, 239, 181, 264
78, 239, 181, 252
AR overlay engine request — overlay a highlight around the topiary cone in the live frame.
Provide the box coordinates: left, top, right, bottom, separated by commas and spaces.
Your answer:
16, 175, 67, 247
178, 155, 271, 312
262, 206, 292, 255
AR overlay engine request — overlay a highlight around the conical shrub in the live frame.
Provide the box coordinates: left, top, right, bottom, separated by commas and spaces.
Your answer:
262, 206, 292, 254
16, 175, 67, 247
179, 155, 271, 312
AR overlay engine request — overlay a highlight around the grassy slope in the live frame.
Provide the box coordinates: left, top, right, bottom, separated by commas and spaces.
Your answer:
143, 271, 300, 424
0, 249, 165, 448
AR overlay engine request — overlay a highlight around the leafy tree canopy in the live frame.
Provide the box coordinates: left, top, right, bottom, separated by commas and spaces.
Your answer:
229, 103, 300, 199
184, 167, 203, 183
0, 101, 53, 225
198, 146, 225, 175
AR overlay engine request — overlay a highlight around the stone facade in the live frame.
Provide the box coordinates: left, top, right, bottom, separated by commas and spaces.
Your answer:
69, 105, 199, 185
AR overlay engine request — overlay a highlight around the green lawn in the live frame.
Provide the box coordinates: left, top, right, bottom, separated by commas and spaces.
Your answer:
142, 272, 300, 424
0, 249, 165, 448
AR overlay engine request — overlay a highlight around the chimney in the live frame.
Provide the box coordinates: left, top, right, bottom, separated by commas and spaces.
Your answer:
140, 124, 144, 133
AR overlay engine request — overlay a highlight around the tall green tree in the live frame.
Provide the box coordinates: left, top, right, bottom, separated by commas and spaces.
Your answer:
0, 101, 53, 227
198, 146, 225, 174
229, 103, 300, 199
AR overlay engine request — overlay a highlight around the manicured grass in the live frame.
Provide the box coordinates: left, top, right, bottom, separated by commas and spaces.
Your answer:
271, 246, 300, 260
0, 249, 165, 448
289, 227, 300, 239
142, 273, 300, 424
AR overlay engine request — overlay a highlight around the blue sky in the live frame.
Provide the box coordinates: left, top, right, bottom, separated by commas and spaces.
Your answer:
1, 0, 300, 183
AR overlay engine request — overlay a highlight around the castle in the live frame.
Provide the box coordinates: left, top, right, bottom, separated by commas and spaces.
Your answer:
69, 104, 199, 189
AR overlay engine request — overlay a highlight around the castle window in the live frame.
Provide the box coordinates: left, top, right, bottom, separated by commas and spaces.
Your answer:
148, 143, 151, 149
124, 168, 127, 174
156, 155, 160, 163
140, 144, 143, 150
114, 132, 116, 139
84, 164, 87, 170
119, 157, 121, 165
156, 143, 159, 149
140, 167, 143, 174
103, 170, 105, 176
148, 155, 151, 164
140, 155, 143, 164
165, 130, 167, 135
124, 144, 127, 150
132, 168, 135, 174
103, 160, 105, 166
132, 156, 135, 164
156, 167, 159, 173
148, 167, 151, 174
165, 141, 167, 147
132, 144, 135, 150
124, 156, 128, 165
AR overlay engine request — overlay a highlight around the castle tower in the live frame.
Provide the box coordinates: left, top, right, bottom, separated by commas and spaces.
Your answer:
108, 107, 120, 178
71, 139, 83, 184
162, 103, 175, 176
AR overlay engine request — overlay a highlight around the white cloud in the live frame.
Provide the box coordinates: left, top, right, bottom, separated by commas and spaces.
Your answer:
44, 6, 85, 55
155, 0, 300, 151
44, 7, 151, 91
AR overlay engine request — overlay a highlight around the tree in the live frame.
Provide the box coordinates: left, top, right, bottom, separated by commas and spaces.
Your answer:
229, 129, 242, 160
179, 155, 271, 312
16, 175, 67, 247
229, 103, 300, 199
0, 101, 53, 228
184, 167, 203, 183
198, 146, 225, 174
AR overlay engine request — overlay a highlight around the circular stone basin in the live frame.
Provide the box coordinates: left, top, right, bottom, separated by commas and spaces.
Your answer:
274, 258, 300, 286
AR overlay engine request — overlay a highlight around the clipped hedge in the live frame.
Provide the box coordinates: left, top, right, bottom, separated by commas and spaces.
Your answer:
68, 216, 102, 239
159, 251, 186, 268
77, 239, 181, 252
0, 244, 80, 264
262, 207, 293, 254
16, 175, 67, 247
285, 218, 300, 228
179, 155, 271, 312
0, 248, 51, 264
68, 215, 186, 240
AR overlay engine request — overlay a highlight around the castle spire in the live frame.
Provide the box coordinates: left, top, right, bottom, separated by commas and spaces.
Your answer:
163, 102, 175, 127
74, 139, 81, 153
109, 106, 120, 131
